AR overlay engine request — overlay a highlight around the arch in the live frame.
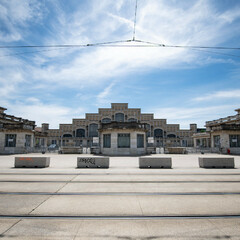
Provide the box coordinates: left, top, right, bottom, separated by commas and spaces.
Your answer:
102, 118, 111, 123
76, 128, 85, 137
89, 123, 98, 137
115, 113, 124, 122
154, 128, 163, 138
62, 134, 72, 138
128, 118, 137, 122
167, 134, 176, 138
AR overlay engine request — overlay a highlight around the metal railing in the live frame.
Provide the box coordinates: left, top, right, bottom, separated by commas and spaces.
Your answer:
206, 114, 239, 126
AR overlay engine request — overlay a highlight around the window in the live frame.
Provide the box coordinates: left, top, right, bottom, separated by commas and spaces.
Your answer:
182, 139, 188, 147
229, 135, 240, 147
115, 113, 124, 122
214, 135, 220, 147
128, 118, 137, 122
102, 118, 111, 123
103, 134, 111, 148
137, 134, 144, 148
118, 133, 130, 148
167, 134, 176, 138
76, 128, 85, 137
25, 135, 31, 147
5, 134, 16, 147
89, 124, 98, 137
63, 134, 72, 138
154, 129, 163, 138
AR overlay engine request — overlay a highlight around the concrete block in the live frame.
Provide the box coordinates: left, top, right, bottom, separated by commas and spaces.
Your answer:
77, 157, 109, 168
139, 157, 172, 169
199, 157, 235, 168
15, 157, 50, 168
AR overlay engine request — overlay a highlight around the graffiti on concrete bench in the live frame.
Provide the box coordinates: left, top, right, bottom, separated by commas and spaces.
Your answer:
79, 158, 96, 165
20, 157, 33, 161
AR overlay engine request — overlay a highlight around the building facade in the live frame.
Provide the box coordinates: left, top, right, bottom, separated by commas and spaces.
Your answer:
43, 103, 198, 155
193, 108, 240, 154
0, 107, 47, 154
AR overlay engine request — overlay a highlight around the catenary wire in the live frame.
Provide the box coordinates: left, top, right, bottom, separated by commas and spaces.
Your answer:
0, 39, 240, 58
0, 38, 239, 49
190, 48, 240, 58
0, 48, 69, 58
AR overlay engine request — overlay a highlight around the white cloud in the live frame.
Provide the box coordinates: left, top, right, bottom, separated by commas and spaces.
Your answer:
0, 0, 240, 129
5, 101, 86, 129
193, 89, 240, 102
0, 0, 45, 42
20, 0, 240, 90
152, 105, 239, 128
97, 82, 116, 104
219, 7, 240, 23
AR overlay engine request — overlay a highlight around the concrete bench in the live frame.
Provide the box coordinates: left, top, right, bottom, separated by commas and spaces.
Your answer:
139, 157, 172, 169
166, 147, 187, 154
15, 157, 50, 168
199, 157, 235, 168
77, 157, 109, 168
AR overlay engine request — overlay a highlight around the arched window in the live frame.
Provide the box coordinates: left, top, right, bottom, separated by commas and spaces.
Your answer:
89, 123, 98, 137
63, 134, 72, 138
115, 113, 124, 122
76, 128, 85, 137
102, 118, 111, 123
128, 118, 137, 122
167, 134, 176, 138
154, 129, 163, 138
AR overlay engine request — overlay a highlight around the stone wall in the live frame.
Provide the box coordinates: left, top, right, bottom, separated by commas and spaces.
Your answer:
211, 130, 240, 154
0, 132, 34, 154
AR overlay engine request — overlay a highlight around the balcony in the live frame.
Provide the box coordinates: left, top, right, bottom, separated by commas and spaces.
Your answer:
99, 121, 148, 131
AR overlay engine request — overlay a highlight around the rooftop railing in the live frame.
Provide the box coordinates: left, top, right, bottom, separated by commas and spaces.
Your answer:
206, 114, 240, 126
0, 113, 35, 126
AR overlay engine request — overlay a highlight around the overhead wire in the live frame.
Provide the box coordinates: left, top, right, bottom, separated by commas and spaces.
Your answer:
1, 43, 240, 59
0, 40, 129, 49
0, 48, 68, 58
0, 42, 239, 50
189, 48, 240, 59
0, 0, 239, 59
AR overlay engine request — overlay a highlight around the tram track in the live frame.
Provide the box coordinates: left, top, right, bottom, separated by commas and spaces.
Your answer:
1, 214, 240, 220
1, 191, 240, 196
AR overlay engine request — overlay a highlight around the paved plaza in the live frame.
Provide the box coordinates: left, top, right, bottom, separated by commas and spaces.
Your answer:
0, 153, 240, 239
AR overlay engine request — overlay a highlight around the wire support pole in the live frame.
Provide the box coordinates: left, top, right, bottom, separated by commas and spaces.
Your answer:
133, 0, 138, 41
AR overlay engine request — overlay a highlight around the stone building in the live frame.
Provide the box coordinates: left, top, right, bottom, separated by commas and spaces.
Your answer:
0, 107, 34, 154
193, 108, 240, 154
44, 103, 198, 155
0, 107, 48, 154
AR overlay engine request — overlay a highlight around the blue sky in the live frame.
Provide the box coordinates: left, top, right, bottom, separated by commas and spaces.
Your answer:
0, 0, 240, 129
